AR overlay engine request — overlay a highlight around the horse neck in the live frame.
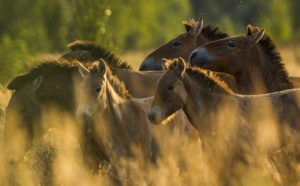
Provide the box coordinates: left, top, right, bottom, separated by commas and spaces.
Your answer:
182, 74, 237, 137
38, 71, 77, 112
99, 76, 125, 110
237, 45, 292, 94
96, 78, 133, 156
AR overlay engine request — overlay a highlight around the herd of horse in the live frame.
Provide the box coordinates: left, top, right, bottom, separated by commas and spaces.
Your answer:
2, 18, 300, 185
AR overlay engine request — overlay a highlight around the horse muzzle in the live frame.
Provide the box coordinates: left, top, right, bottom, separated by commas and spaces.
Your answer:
189, 48, 214, 67
148, 106, 165, 125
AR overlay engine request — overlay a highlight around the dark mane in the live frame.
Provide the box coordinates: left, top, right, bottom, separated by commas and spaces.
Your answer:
62, 40, 133, 70
89, 62, 129, 99
7, 59, 77, 90
166, 58, 233, 94
185, 67, 233, 95
183, 19, 229, 40
258, 32, 291, 83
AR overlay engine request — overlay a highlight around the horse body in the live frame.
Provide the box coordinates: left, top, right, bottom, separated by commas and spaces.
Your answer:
189, 25, 295, 94
139, 18, 229, 71
148, 58, 300, 185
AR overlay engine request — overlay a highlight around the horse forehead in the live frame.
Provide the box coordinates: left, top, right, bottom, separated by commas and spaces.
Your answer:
207, 35, 247, 46
158, 71, 178, 85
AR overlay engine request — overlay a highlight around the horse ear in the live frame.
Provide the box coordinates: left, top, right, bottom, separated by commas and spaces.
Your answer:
161, 58, 168, 71
250, 29, 265, 44
98, 59, 107, 76
31, 75, 43, 93
7, 74, 27, 90
247, 24, 260, 36
247, 24, 253, 36
77, 62, 89, 78
189, 18, 203, 36
176, 57, 186, 75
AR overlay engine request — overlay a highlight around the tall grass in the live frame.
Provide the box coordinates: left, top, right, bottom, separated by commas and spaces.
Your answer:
0, 45, 299, 185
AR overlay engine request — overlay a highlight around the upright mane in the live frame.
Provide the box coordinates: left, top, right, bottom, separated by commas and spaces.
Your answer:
183, 19, 229, 40
7, 58, 77, 90
258, 32, 291, 84
89, 62, 129, 99
62, 40, 133, 70
166, 58, 233, 94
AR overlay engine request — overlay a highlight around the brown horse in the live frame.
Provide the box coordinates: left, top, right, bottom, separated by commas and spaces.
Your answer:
189, 25, 298, 94
3, 57, 160, 172
4, 53, 197, 172
148, 58, 300, 185
60, 40, 239, 94
76, 59, 193, 182
139, 18, 229, 71
4, 59, 87, 164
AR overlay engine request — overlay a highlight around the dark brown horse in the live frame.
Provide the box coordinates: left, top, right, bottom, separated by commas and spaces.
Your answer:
189, 25, 298, 94
148, 58, 300, 185
76, 59, 194, 182
139, 18, 229, 71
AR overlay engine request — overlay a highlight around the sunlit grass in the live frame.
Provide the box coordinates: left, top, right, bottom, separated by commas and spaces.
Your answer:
0, 45, 300, 185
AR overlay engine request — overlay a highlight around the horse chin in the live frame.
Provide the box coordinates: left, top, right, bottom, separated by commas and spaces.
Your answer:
147, 108, 166, 125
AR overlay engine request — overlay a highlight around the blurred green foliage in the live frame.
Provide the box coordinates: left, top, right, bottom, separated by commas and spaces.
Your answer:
0, 0, 299, 84
191, 0, 300, 43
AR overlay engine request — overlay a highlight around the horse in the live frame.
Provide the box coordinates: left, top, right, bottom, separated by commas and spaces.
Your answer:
189, 25, 300, 94
3, 57, 157, 172
4, 53, 199, 174
138, 18, 229, 71
75, 59, 194, 183
60, 40, 239, 93
4, 59, 84, 161
148, 58, 300, 185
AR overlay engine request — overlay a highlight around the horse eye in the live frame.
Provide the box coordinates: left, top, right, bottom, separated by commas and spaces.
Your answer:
168, 85, 175, 90
228, 41, 236, 48
171, 41, 181, 48
95, 87, 101, 93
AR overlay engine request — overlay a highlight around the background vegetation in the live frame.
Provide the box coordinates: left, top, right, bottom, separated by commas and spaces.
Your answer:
0, 0, 299, 84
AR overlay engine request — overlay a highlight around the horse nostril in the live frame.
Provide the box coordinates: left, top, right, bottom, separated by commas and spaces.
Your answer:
189, 52, 197, 64
139, 64, 146, 71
